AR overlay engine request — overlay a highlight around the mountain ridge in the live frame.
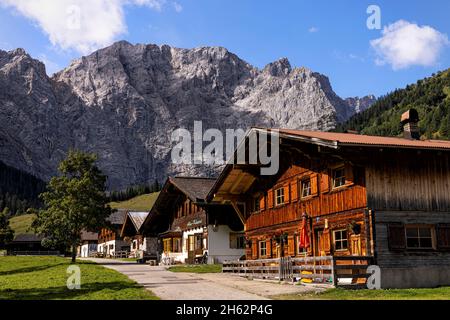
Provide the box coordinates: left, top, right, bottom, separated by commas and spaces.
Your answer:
0, 41, 375, 189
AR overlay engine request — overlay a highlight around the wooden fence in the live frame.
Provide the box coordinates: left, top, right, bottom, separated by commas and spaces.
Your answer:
223, 255, 373, 288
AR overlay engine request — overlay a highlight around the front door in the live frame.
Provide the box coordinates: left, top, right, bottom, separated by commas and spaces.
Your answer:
187, 235, 195, 264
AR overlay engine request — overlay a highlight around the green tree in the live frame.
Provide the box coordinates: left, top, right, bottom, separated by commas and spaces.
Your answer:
33, 150, 114, 263
0, 207, 14, 249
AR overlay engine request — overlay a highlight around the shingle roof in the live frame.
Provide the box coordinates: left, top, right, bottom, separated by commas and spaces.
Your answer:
128, 211, 149, 231
12, 234, 44, 242
107, 209, 127, 225
276, 129, 450, 150
170, 176, 216, 202
80, 231, 98, 241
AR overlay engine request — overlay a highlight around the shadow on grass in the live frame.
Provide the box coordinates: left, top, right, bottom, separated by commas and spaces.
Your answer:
0, 281, 145, 300
0, 263, 66, 277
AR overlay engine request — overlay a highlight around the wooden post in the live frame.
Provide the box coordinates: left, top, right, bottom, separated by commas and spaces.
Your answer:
331, 256, 338, 287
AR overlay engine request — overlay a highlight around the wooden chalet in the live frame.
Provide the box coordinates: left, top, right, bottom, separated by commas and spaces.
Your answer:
209, 110, 450, 288
6, 234, 52, 255
140, 177, 245, 264
120, 211, 158, 259
78, 231, 98, 258
98, 209, 129, 257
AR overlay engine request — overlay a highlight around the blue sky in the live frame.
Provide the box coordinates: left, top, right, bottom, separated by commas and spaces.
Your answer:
1, 0, 449, 98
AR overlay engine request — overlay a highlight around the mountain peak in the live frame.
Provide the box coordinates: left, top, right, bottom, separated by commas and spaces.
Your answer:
263, 57, 292, 76
0, 43, 373, 189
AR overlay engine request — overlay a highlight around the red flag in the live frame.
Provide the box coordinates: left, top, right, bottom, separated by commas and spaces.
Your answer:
299, 213, 310, 249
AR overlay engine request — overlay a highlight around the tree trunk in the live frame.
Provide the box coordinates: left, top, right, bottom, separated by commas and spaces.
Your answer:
71, 243, 77, 263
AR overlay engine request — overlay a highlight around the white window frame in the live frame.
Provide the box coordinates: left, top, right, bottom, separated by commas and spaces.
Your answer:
301, 178, 312, 198
333, 229, 348, 251
275, 188, 285, 206
332, 167, 346, 189
259, 241, 267, 257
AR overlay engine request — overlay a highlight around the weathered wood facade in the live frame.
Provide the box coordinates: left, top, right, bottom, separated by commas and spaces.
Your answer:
209, 125, 450, 288
140, 177, 245, 264
98, 209, 128, 257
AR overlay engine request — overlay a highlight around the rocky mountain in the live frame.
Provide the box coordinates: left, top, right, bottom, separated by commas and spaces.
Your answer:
0, 41, 374, 190
345, 95, 377, 114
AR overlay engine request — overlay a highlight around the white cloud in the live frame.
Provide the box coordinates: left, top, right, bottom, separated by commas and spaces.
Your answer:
172, 1, 182, 13
0, 0, 166, 54
308, 27, 319, 33
370, 20, 449, 70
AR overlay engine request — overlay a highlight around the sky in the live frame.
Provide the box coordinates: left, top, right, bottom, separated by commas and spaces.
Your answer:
0, 0, 449, 98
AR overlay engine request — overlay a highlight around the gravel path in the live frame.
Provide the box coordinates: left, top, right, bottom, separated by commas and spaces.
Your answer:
84, 258, 327, 300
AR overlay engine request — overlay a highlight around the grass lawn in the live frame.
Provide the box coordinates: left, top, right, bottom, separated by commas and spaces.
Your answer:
0, 256, 158, 300
273, 287, 450, 300
168, 264, 222, 273
8, 214, 36, 235
110, 192, 160, 211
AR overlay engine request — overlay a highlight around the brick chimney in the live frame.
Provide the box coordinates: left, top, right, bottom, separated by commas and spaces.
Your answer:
401, 109, 420, 140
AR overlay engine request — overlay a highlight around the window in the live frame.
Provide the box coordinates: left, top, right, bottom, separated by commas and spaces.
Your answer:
275, 188, 285, 206
253, 197, 260, 212
259, 241, 267, 257
332, 167, 346, 189
132, 241, 137, 249
301, 178, 312, 198
195, 234, 203, 250
333, 230, 348, 251
189, 235, 195, 251
230, 233, 246, 249
406, 226, 433, 249
163, 238, 172, 252
173, 238, 182, 253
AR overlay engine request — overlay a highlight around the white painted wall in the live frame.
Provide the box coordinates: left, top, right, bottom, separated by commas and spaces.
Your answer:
98, 240, 128, 256
79, 243, 98, 257
207, 225, 245, 264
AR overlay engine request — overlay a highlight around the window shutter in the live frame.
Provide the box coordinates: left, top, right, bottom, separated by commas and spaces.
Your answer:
345, 163, 354, 185
266, 239, 272, 258
284, 184, 290, 203
259, 195, 266, 211
268, 190, 274, 209
288, 236, 295, 256
321, 171, 330, 193
323, 229, 331, 254
311, 174, 318, 195
252, 240, 258, 259
388, 224, 406, 251
290, 180, 298, 202
437, 224, 450, 250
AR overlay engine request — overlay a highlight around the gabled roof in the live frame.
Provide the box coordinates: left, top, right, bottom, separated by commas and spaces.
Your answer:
128, 211, 149, 231
139, 176, 216, 234
207, 127, 450, 201
276, 129, 450, 150
81, 231, 98, 241
12, 234, 44, 243
169, 177, 217, 202
107, 209, 127, 225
